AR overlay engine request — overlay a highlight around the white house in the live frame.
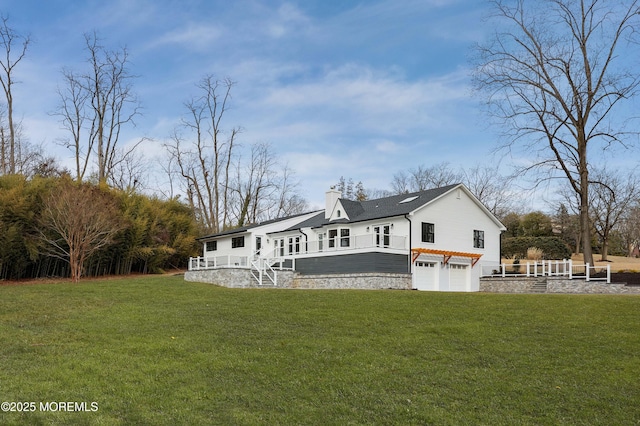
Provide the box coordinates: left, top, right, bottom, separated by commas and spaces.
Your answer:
187, 183, 506, 291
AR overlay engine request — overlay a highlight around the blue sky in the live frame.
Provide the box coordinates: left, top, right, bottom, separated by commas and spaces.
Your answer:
1, 0, 515, 208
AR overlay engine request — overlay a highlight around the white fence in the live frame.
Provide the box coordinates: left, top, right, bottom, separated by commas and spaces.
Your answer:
480, 259, 611, 283
188, 255, 294, 272
188, 255, 248, 271
266, 233, 407, 258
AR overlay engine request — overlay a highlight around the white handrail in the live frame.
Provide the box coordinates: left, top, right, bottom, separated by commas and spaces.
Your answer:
480, 260, 610, 283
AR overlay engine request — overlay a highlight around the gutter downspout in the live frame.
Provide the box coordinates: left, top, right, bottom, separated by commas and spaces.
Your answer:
299, 228, 308, 253
404, 214, 412, 275
297, 228, 309, 273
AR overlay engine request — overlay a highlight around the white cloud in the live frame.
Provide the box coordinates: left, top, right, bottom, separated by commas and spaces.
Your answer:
238, 62, 472, 151
148, 23, 223, 51
375, 140, 402, 153
267, 3, 311, 39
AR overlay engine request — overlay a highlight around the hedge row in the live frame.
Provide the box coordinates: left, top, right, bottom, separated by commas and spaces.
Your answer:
502, 236, 572, 260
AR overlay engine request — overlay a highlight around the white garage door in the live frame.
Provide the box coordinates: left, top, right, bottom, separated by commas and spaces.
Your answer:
449, 264, 469, 292
414, 261, 438, 291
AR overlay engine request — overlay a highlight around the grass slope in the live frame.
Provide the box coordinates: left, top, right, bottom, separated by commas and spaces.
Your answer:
1, 276, 639, 425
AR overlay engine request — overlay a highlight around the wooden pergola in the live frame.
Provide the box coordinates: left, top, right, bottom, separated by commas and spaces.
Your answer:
411, 248, 483, 267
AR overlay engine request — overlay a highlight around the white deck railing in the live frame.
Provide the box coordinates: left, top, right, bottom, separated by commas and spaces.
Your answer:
267, 234, 407, 258
189, 233, 406, 271
480, 259, 611, 283
188, 255, 248, 271
188, 256, 295, 272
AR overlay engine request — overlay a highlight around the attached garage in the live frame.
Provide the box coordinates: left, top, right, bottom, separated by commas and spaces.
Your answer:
411, 248, 480, 292
414, 261, 438, 291
448, 263, 469, 292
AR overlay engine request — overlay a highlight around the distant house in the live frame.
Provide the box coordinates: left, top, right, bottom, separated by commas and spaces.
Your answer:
186, 183, 506, 291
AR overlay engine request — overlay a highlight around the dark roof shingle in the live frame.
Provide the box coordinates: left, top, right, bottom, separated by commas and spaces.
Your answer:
282, 184, 460, 231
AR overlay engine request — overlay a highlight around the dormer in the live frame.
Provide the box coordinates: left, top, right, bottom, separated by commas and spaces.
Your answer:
329, 200, 351, 221
325, 189, 341, 219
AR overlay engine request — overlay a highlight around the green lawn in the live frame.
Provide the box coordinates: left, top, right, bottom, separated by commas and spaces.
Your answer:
0, 275, 639, 425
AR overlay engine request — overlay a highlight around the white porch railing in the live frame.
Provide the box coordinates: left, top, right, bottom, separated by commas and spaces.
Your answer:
189, 232, 407, 272
268, 233, 407, 258
480, 259, 611, 283
188, 256, 295, 272
250, 258, 278, 286
188, 255, 248, 271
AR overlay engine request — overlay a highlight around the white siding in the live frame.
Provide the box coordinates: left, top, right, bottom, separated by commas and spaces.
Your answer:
410, 187, 503, 292
201, 211, 321, 259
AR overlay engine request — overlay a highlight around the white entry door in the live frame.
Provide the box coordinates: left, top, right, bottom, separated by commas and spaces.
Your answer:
414, 261, 438, 291
449, 264, 469, 292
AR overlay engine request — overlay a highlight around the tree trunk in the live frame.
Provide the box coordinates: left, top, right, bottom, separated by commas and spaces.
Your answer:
7, 91, 14, 174
601, 240, 609, 261
69, 248, 81, 282
579, 165, 594, 266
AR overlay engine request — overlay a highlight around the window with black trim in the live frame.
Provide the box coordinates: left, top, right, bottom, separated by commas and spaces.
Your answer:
473, 230, 485, 248
340, 228, 350, 247
205, 241, 217, 251
287, 237, 301, 254
231, 236, 245, 248
422, 222, 435, 243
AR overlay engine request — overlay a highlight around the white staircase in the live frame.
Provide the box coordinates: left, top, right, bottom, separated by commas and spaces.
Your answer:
250, 258, 277, 286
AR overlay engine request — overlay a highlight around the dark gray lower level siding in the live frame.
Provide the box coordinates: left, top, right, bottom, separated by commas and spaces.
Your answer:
295, 252, 409, 275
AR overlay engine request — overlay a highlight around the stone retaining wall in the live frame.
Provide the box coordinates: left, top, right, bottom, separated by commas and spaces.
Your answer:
185, 268, 411, 290
292, 273, 411, 290
185, 268, 295, 288
480, 277, 640, 294
186, 268, 640, 293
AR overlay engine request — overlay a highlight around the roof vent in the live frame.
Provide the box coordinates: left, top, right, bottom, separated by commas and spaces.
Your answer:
399, 195, 419, 204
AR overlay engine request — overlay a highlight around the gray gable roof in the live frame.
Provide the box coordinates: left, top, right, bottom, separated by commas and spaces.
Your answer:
282, 184, 460, 231
196, 211, 320, 241
339, 198, 365, 218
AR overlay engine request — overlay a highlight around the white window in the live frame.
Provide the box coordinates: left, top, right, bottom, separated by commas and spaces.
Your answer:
328, 228, 350, 248
274, 239, 285, 256
288, 236, 301, 255
328, 229, 338, 248
340, 229, 350, 247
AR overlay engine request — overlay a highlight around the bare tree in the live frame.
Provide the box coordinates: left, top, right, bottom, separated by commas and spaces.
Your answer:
0, 15, 30, 175
618, 202, 640, 257
390, 170, 411, 194
109, 145, 149, 192
390, 162, 462, 194
55, 67, 91, 181
38, 181, 123, 282
164, 76, 240, 233
164, 77, 308, 230
461, 164, 514, 219
54, 32, 141, 185
270, 164, 308, 217
232, 142, 277, 227
230, 143, 308, 225
590, 169, 638, 261
473, 0, 640, 265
